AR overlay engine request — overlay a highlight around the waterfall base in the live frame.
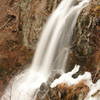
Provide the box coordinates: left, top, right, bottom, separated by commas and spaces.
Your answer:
35, 65, 100, 100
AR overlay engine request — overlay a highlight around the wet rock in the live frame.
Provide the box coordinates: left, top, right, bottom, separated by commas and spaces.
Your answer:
47, 71, 61, 85
36, 82, 89, 100
36, 71, 61, 100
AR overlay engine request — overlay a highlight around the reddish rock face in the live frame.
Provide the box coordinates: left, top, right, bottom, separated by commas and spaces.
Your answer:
36, 82, 89, 100
0, 0, 99, 99
0, 0, 62, 96
0, 0, 33, 96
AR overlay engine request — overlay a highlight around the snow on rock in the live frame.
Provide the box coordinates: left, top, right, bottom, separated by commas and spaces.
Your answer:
50, 65, 91, 88
85, 80, 100, 100
51, 65, 100, 100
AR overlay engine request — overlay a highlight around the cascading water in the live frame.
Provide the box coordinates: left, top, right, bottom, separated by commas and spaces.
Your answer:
1, 0, 91, 100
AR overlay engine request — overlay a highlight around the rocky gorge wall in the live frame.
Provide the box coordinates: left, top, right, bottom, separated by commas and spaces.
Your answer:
0, 0, 62, 96
0, 0, 100, 99
66, 0, 100, 78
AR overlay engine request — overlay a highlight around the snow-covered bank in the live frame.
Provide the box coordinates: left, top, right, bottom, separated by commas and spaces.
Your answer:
51, 65, 100, 100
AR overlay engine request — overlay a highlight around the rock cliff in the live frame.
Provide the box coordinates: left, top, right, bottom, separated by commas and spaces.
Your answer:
67, 0, 100, 73
0, 0, 100, 99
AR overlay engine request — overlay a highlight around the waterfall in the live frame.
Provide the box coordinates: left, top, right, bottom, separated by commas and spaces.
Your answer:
1, 0, 91, 100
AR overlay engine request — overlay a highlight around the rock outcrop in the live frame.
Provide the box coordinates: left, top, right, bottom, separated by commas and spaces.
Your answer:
66, 0, 100, 73
36, 82, 89, 100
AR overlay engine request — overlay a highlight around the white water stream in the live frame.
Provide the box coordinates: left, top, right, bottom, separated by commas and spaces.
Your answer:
1, 0, 91, 100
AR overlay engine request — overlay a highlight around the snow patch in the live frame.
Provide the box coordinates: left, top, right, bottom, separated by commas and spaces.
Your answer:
85, 80, 100, 100
51, 65, 100, 100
